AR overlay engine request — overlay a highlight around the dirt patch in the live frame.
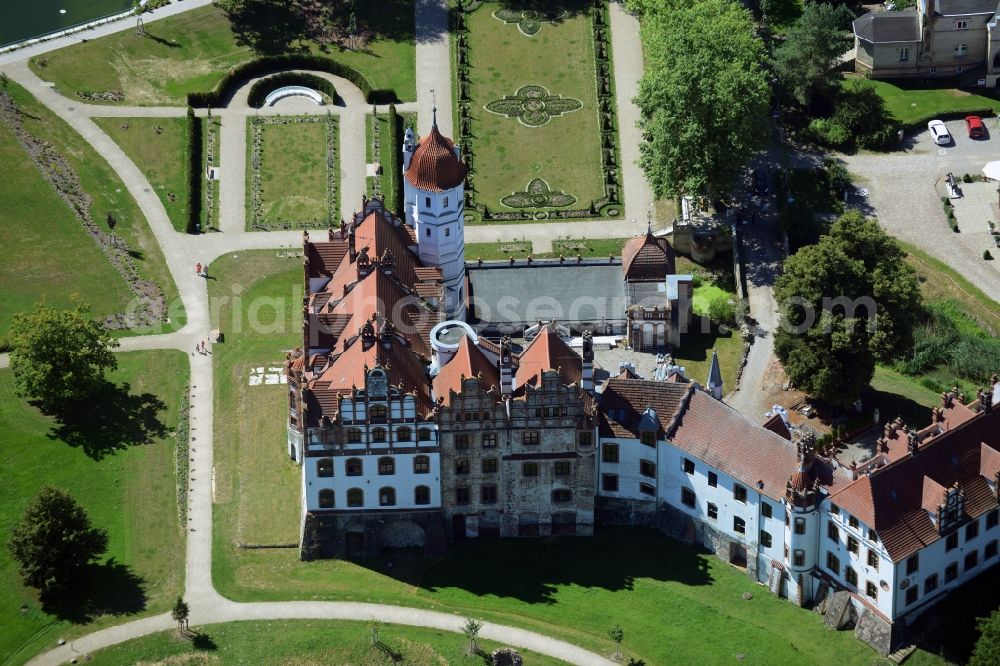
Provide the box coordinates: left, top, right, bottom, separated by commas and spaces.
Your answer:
111, 51, 217, 104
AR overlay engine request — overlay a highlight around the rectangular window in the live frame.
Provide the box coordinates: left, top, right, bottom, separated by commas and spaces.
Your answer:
906, 586, 919, 606
602, 443, 619, 463
866, 581, 878, 600
956, 19, 968, 28
828, 521, 839, 542
762, 502, 773, 519
826, 552, 840, 575
849, 515, 859, 529
445, 227, 450, 237
867, 549, 879, 570
522, 462, 539, 477
899, 46, 910, 62
955, 43, 968, 56
985, 540, 998, 559
482, 432, 497, 448
761, 531, 772, 548
845, 567, 858, 586
830, 504, 840, 516
794, 517, 806, 535
906, 553, 919, 575
946, 532, 959, 551
523, 431, 540, 446
925, 573, 938, 594
424, 196, 431, 207
455, 458, 470, 475
965, 550, 978, 572
683, 458, 695, 474
708, 502, 718, 520
425, 227, 431, 237
455, 434, 469, 450
464, 411, 476, 423
733, 484, 747, 503
553, 461, 571, 476
734, 516, 746, 534
987, 510, 999, 529
945, 563, 958, 582
847, 536, 859, 554
481, 485, 497, 504
443, 197, 449, 207
578, 431, 593, 447
868, 529, 878, 543
793, 550, 805, 566
639, 482, 655, 497
482, 457, 498, 474
640, 460, 656, 478
966, 519, 979, 541
681, 487, 696, 508
602, 473, 619, 492
456, 487, 470, 505
708, 471, 718, 487
640, 431, 655, 446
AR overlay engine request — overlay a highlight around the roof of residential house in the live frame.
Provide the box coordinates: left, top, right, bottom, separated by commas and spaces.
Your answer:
853, 10, 920, 43
622, 231, 677, 282
829, 404, 1000, 562
515, 324, 582, 389
598, 378, 691, 438
404, 125, 468, 192
432, 335, 500, 402
935, 0, 997, 15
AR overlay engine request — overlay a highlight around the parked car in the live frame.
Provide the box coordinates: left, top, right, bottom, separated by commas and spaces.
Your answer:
751, 168, 769, 195
928, 119, 951, 145
966, 115, 985, 139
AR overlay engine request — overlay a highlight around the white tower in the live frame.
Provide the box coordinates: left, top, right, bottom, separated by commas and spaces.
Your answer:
402, 108, 469, 320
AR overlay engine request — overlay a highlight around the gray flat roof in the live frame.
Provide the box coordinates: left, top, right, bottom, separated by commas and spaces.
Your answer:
853, 10, 920, 43
467, 261, 627, 328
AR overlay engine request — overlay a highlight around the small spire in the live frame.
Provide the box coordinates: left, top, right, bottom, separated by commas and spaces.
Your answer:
431, 88, 438, 129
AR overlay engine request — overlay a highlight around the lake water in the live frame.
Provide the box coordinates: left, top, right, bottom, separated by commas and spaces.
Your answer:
0, 0, 133, 47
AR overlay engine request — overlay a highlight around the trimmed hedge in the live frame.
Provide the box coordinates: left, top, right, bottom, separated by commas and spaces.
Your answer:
387, 103, 404, 214
247, 72, 338, 108
186, 107, 202, 234
186, 54, 398, 107
900, 107, 995, 133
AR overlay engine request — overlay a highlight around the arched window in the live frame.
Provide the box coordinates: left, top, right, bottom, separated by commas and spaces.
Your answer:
378, 456, 395, 475
316, 458, 333, 477
370, 404, 387, 420
372, 427, 387, 443
397, 426, 412, 442
347, 427, 363, 443
347, 488, 364, 507
415, 485, 431, 505
413, 455, 430, 474
552, 489, 572, 504
418, 428, 432, 441
379, 486, 396, 506
318, 488, 335, 508
346, 457, 363, 476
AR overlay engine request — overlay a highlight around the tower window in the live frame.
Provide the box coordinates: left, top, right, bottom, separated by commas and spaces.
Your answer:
445, 227, 450, 237
425, 227, 431, 237
444, 197, 449, 207
425, 196, 431, 207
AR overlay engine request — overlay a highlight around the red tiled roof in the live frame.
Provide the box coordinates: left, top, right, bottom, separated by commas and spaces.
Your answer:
598, 378, 691, 439
622, 231, 676, 282
433, 336, 500, 404
829, 406, 1000, 562
762, 413, 792, 440
404, 125, 468, 192
514, 324, 581, 389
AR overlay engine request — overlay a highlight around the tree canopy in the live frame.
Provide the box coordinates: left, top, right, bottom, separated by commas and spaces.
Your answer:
635, 0, 770, 200
774, 211, 921, 405
8, 486, 109, 595
971, 608, 1000, 666
773, 2, 847, 107
8, 300, 119, 411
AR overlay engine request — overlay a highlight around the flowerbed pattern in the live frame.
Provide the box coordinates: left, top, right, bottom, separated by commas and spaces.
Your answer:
484, 85, 582, 127
248, 115, 338, 231
492, 8, 567, 36
501, 177, 577, 208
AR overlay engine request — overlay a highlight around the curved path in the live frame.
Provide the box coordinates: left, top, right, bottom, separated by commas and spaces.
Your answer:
8, 2, 618, 665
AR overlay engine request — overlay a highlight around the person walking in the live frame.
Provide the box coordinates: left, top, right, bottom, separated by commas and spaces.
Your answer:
196, 262, 202, 276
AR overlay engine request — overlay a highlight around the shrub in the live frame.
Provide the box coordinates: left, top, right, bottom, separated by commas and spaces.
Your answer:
386, 104, 404, 214
986, 249, 995, 260
808, 80, 900, 151
950, 336, 1000, 383
186, 107, 202, 234
708, 294, 737, 326
246, 72, 338, 108
963, 173, 974, 183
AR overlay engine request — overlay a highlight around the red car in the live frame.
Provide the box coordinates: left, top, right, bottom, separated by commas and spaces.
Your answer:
966, 115, 985, 139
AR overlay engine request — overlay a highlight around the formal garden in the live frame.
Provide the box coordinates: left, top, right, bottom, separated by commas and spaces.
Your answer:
27, 2, 418, 106
366, 105, 417, 212
0, 351, 188, 666
452, 1, 622, 224
246, 115, 339, 231
0, 81, 183, 344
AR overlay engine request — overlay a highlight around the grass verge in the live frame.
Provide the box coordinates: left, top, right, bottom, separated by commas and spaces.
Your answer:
856, 78, 1000, 126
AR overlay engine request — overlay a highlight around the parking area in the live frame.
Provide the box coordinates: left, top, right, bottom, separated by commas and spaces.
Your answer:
837, 118, 1000, 297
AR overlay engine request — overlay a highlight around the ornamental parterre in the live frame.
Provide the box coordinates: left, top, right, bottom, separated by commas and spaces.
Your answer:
492, 7, 566, 36
484, 85, 582, 127
501, 177, 577, 208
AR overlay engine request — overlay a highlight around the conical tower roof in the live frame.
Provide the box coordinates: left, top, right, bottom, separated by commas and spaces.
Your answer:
404, 118, 468, 192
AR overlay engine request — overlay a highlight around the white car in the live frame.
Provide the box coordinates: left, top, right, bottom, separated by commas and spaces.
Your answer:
928, 119, 951, 145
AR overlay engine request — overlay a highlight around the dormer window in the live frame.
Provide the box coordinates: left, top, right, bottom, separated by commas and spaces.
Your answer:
956, 20, 968, 29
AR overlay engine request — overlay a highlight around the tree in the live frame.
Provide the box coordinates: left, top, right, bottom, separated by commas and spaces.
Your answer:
773, 3, 846, 108
172, 596, 190, 631
971, 608, 1000, 666
774, 211, 921, 405
8, 300, 119, 411
635, 0, 770, 201
608, 624, 624, 661
462, 618, 483, 655
8, 487, 108, 595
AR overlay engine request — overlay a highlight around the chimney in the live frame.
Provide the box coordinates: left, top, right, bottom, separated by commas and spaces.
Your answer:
581, 330, 594, 392
980, 386, 994, 412
302, 297, 310, 354
348, 224, 357, 261
499, 335, 513, 396
907, 431, 920, 455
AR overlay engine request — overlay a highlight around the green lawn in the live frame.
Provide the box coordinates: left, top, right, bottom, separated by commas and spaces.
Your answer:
464, 237, 633, 260
1, 351, 188, 666
0, 82, 183, 340
464, 3, 606, 217
365, 110, 416, 206
902, 241, 1000, 330
248, 117, 338, 230
855, 77, 1000, 125
673, 318, 743, 389
94, 116, 189, 233
86, 620, 567, 665
28, 3, 416, 106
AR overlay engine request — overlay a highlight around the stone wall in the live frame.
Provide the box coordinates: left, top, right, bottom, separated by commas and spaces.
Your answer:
300, 509, 446, 560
